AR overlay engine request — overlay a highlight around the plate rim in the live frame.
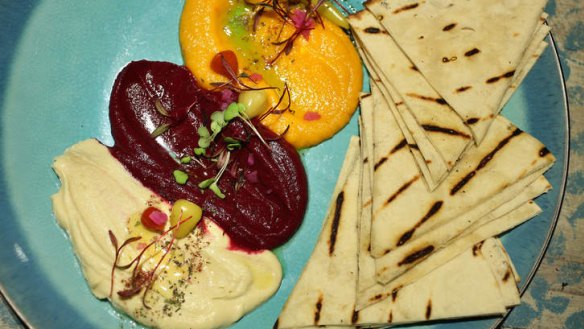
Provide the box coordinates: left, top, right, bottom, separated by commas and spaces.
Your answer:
0, 16, 572, 329
490, 28, 571, 329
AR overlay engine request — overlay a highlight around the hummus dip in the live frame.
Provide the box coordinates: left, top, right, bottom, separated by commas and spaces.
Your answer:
52, 139, 282, 329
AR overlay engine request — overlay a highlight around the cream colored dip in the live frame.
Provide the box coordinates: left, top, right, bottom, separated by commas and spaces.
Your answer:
51, 139, 282, 329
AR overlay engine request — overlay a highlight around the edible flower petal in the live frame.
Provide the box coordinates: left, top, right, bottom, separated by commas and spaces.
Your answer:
291, 9, 316, 40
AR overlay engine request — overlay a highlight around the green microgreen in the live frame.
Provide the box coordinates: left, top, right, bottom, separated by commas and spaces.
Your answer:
198, 151, 230, 199
225, 102, 269, 148
224, 137, 242, 150
194, 102, 269, 157
180, 156, 192, 164
194, 147, 206, 156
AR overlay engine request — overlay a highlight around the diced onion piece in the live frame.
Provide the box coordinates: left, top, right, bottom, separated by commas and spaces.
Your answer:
140, 207, 168, 232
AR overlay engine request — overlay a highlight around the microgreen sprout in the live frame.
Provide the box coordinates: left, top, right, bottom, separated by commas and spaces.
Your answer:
198, 151, 230, 199
224, 102, 269, 148
180, 156, 192, 164
108, 212, 195, 308
210, 50, 276, 93
194, 102, 269, 157
224, 137, 242, 150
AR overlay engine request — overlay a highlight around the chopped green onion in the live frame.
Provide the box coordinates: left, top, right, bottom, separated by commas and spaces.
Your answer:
173, 170, 189, 185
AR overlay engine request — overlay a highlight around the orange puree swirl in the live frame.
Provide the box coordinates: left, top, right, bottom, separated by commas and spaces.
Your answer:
180, 0, 363, 149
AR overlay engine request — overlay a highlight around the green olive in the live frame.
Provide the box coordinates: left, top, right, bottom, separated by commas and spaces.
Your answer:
238, 90, 268, 119
170, 199, 203, 239
317, 2, 349, 30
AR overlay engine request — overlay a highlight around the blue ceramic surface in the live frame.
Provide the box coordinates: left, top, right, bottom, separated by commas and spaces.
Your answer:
0, 1, 568, 328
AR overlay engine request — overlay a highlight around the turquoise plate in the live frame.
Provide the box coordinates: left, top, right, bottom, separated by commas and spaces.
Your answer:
0, 1, 568, 328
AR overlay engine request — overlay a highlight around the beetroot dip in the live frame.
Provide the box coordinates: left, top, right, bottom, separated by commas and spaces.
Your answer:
108, 60, 308, 251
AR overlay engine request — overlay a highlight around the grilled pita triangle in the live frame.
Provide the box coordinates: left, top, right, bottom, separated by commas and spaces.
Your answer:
276, 137, 535, 328
366, 0, 548, 143
350, 10, 473, 185
358, 92, 550, 308
369, 111, 555, 265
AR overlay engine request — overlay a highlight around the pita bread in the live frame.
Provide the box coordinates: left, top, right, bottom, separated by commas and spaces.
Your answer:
357, 46, 445, 190
357, 95, 550, 308
370, 111, 555, 262
480, 238, 522, 306
350, 10, 473, 179
501, 18, 550, 106
358, 94, 377, 293
356, 242, 516, 325
350, 10, 549, 189
276, 137, 362, 328
276, 139, 535, 328
359, 184, 546, 307
366, 0, 548, 143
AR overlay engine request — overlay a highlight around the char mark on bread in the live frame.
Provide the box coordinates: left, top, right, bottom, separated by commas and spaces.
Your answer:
421, 124, 472, 139
456, 86, 472, 93
374, 157, 388, 171
328, 191, 345, 255
364, 26, 383, 34
398, 245, 435, 266
406, 92, 448, 105
464, 48, 481, 57
426, 299, 433, 320
382, 175, 421, 208
397, 201, 443, 246
392, 2, 420, 14
466, 117, 480, 125
443, 23, 457, 31
314, 294, 323, 324
486, 70, 516, 84
451, 128, 523, 195
352, 309, 360, 324
472, 241, 485, 256
391, 139, 408, 154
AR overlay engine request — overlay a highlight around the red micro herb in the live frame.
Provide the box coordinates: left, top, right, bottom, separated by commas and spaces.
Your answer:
258, 83, 292, 121
108, 214, 193, 308
253, 0, 326, 64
